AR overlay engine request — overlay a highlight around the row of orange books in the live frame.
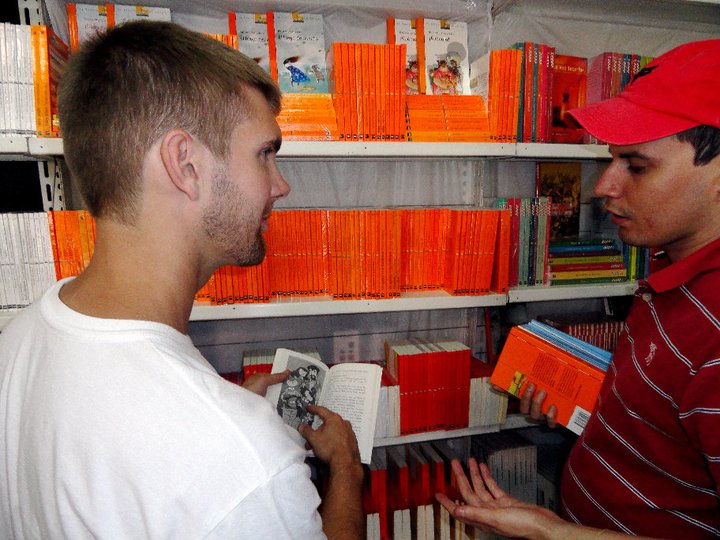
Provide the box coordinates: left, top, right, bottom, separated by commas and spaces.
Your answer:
277, 93, 339, 141
197, 208, 509, 303
327, 42, 408, 141
405, 95, 491, 142
39, 208, 510, 304
472, 48, 523, 143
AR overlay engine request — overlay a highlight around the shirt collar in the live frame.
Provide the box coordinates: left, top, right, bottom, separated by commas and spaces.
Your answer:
647, 236, 720, 293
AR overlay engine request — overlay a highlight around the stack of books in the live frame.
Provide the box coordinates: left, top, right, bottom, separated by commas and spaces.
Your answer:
405, 94, 491, 142
494, 197, 551, 288
277, 93, 339, 141
0, 23, 69, 138
511, 41, 556, 143
539, 312, 625, 353
469, 48, 523, 142
548, 238, 628, 286
585, 51, 654, 143
326, 42, 407, 141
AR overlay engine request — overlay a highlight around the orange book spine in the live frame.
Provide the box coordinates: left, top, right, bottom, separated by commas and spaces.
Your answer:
67, 3, 79, 52
227, 12, 237, 35
46, 211, 61, 280
415, 18, 426, 95
31, 26, 51, 138
266, 11, 278, 83
105, 3, 115, 27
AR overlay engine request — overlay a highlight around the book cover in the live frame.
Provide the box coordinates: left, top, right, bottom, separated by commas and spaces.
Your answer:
551, 54, 586, 143
491, 320, 611, 434
419, 18, 470, 96
107, 4, 172, 26
228, 12, 271, 74
270, 12, 328, 94
266, 348, 381, 464
387, 18, 419, 95
536, 162, 582, 241
66, 2, 108, 52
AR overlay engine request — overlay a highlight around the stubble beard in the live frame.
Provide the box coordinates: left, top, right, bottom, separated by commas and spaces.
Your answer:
202, 165, 266, 267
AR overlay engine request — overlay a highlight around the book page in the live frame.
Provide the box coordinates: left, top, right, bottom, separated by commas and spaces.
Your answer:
319, 362, 382, 465
266, 348, 329, 451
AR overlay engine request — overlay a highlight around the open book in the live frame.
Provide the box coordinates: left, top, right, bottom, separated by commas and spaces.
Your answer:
266, 348, 382, 464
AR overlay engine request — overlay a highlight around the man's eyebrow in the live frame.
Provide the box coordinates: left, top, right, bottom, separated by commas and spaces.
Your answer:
613, 150, 650, 160
268, 137, 282, 152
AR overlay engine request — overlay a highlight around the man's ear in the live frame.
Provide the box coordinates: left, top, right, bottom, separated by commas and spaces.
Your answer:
159, 129, 204, 201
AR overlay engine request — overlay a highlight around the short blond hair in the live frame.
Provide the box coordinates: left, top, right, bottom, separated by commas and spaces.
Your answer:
58, 21, 281, 223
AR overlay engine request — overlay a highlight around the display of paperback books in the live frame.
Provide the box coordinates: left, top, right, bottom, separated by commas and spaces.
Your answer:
268, 12, 328, 94
548, 238, 628, 285
405, 94, 491, 142
266, 348, 382, 464
417, 18, 471, 96
494, 197, 551, 288
491, 319, 612, 435
470, 48, 522, 142
585, 51, 653, 143
326, 41, 407, 141
0, 23, 69, 138
228, 12, 271, 74
512, 41, 556, 143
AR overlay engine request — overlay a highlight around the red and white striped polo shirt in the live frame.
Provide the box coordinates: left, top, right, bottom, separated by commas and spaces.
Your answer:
560, 236, 720, 538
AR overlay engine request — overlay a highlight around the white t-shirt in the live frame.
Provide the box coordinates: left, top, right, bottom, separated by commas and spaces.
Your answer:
0, 279, 325, 539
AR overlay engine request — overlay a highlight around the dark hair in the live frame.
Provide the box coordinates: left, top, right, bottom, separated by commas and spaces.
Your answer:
676, 125, 720, 166
58, 20, 281, 223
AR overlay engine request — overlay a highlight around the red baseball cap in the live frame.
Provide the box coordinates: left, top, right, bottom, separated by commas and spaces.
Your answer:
568, 39, 720, 145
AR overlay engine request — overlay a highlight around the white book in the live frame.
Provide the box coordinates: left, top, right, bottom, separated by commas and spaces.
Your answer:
271, 12, 328, 94
112, 4, 172, 24
421, 18, 471, 96
266, 348, 381, 464
231, 12, 271, 74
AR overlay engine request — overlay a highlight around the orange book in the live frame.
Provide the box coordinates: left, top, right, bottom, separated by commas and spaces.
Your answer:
415, 18, 426, 95
30, 26, 51, 138
266, 11, 278, 82
490, 323, 609, 435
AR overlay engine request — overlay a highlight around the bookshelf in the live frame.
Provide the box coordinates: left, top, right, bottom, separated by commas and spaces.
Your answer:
22, 137, 611, 160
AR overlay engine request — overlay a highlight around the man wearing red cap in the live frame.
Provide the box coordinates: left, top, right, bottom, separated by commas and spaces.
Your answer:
438, 39, 720, 539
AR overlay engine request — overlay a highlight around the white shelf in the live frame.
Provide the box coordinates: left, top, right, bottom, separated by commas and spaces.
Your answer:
0, 135, 32, 156
515, 143, 610, 160
1, 283, 636, 330
27, 137, 64, 156
508, 281, 637, 303
189, 290, 508, 321
20, 137, 610, 161
373, 414, 540, 447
